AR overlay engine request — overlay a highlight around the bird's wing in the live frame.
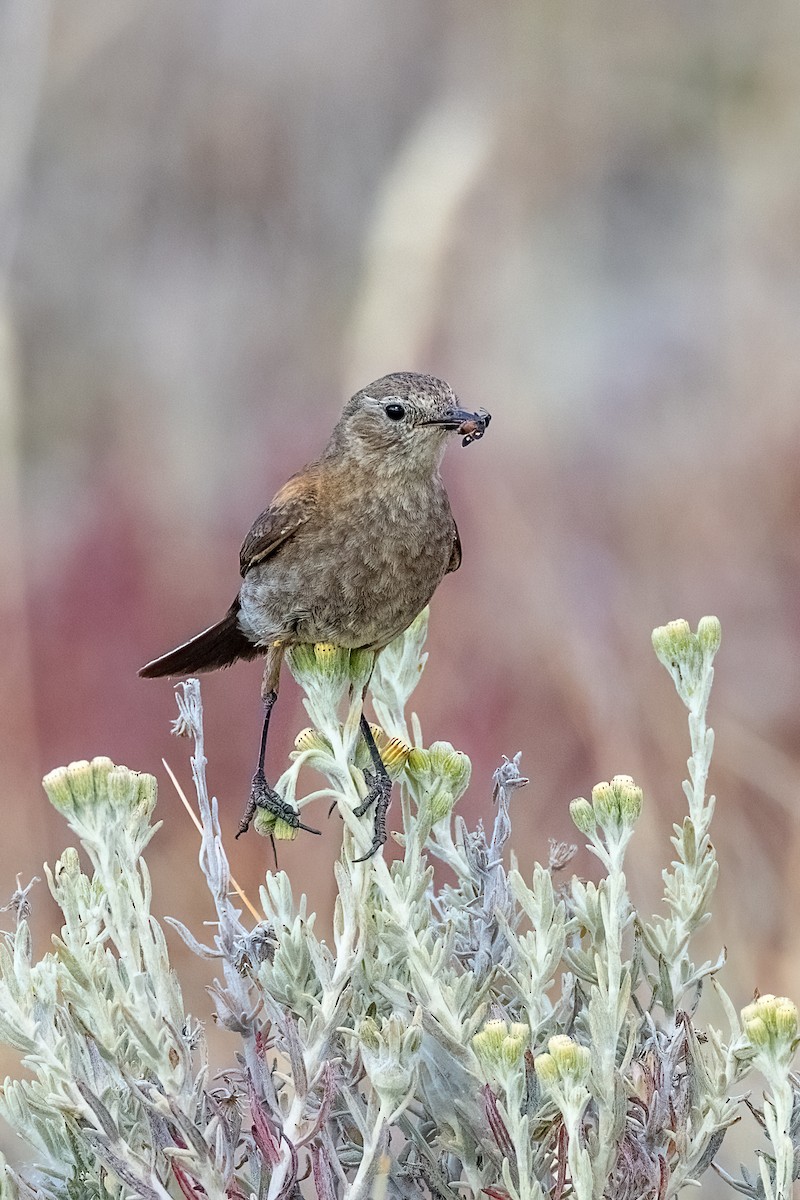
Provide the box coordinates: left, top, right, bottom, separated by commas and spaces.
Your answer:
446, 520, 462, 573
239, 471, 318, 577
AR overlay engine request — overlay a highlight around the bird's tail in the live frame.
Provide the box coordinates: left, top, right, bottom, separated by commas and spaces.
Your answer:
139, 600, 261, 678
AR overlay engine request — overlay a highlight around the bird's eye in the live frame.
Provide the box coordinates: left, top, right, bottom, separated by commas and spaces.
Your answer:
385, 403, 406, 421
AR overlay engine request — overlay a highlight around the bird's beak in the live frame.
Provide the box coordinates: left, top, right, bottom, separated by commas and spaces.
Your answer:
421, 408, 491, 446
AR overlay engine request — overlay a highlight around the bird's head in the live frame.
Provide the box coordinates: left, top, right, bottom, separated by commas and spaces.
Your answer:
326, 372, 491, 473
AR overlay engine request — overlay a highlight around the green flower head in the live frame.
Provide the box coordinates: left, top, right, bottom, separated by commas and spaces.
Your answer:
741, 994, 799, 1067
407, 741, 471, 822
587, 774, 643, 833
652, 616, 721, 705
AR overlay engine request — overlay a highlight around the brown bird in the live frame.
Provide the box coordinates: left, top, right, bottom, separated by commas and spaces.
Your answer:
140, 372, 490, 858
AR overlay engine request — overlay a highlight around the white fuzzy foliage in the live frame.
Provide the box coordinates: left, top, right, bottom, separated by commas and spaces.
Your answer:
0, 612, 795, 1200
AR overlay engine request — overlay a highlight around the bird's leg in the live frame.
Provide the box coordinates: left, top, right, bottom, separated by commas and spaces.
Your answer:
236, 687, 278, 838
237, 646, 321, 841
239, 688, 275, 829
352, 713, 393, 862
256, 688, 276, 776
248, 767, 321, 834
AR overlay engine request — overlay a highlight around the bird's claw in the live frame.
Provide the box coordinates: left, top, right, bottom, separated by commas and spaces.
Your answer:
353, 770, 390, 818
237, 770, 321, 838
352, 835, 387, 864
352, 771, 392, 861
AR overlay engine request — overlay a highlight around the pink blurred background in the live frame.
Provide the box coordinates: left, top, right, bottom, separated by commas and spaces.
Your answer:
1, 1, 800, 1183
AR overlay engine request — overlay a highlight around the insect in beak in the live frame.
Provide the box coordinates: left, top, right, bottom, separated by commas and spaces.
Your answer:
421, 408, 491, 446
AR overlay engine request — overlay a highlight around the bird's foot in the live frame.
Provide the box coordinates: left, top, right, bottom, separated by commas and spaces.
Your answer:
352, 770, 393, 862
236, 769, 321, 839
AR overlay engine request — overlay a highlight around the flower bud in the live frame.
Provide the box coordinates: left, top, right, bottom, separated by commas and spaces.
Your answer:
286, 642, 350, 703
472, 1018, 508, 1067
651, 619, 694, 664
406, 748, 428, 774
773, 996, 799, 1041
313, 642, 341, 675
253, 806, 299, 842
589, 775, 643, 832
106, 766, 137, 812
741, 994, 772, 1025
90, 757, 115, 795
590, 781, 616, 826
546, 1034, 591, 1084
570, 797, 596, 836
473, 1018, 528, 1079
357, 1015, 381, 1053
43, 758, 158, 848
287, 642, 376, 712
428, 743, 471, 796
103, 765, 159, 825
407, 742, 471, 821
651, 618, 710, 703
534, 1052, 558, 1087
54, 846, 82, 881
535, 1036, 592, 1119
348, 648, 375, 690
741, 994, 799, 1065
43, 757, 115, 817
743, 1015, 769, 1049
285, 644, 317, 678
500, 1024, 529, 1069
356, 1012, 421, 1106
425, 785, 457, 823
697, 615, 722, 658
613, 774, 643, 824
42, 766, 76, 815
135, 772, 158, 819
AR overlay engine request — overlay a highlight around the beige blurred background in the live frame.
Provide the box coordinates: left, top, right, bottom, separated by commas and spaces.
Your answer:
1, 0, 800, 1185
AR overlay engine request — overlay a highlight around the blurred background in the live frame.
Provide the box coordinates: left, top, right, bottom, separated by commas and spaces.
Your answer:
1, 0, 800, 1185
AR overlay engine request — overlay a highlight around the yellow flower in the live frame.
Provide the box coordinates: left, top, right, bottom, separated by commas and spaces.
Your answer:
294, 728, 333, 754
354, 725, 412, 780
